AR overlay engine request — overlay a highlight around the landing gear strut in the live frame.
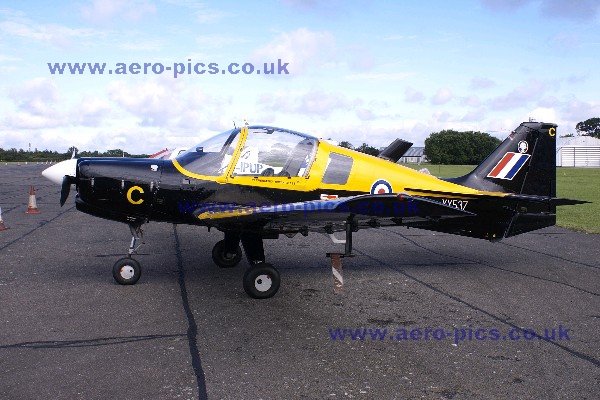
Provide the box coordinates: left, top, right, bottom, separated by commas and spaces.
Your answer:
326, 217, 357, 294
113, 224, 144, 285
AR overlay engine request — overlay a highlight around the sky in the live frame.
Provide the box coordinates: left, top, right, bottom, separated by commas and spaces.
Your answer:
1, 0, 600, 154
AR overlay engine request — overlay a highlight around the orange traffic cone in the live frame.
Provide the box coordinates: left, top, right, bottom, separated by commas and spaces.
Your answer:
25, 186, 41, 214
0, 207, 8, 231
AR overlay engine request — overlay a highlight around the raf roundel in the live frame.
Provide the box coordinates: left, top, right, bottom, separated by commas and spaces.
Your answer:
517, 141, 528, 154
370, 179, 393, 194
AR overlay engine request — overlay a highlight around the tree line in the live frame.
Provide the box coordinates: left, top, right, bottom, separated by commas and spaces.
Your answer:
3, 118, 598, 164
0, 147, 149, 162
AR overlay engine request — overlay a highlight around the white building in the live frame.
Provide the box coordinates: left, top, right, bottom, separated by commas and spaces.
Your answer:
556, 136, 600, 167
398, 147, 427, 164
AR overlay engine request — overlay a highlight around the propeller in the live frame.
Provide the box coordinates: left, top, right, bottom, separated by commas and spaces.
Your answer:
60, 175, 77, 207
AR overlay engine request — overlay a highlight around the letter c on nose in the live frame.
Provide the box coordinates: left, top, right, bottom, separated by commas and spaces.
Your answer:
127, 186, 144, 205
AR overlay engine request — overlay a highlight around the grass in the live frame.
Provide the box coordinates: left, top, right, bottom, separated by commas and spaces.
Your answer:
400, 163, 599, 234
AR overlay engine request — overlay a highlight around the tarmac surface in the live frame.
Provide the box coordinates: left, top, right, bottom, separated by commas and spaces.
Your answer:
1, 164, 599, 399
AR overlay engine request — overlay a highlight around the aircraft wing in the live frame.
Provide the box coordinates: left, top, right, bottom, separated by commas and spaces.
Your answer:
193, 193, 474, 230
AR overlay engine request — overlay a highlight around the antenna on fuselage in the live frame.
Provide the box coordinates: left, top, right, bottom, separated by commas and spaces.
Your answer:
244, 119, 249, 127
233, 120, 237, 129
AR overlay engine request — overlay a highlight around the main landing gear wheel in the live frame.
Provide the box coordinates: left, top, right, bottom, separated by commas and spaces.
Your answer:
113, 257, 142, 285
212, 240, 243, 268
243, 263, 280, 299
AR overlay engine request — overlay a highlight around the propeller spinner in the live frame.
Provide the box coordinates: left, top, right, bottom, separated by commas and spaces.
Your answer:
42, 159, 78, 206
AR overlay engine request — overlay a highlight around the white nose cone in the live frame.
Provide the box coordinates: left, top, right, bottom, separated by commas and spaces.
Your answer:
42, 159, 77, 184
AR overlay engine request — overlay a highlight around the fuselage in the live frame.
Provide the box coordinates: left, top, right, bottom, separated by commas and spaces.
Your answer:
71, 126, 482, 225
44, 124, 560, 241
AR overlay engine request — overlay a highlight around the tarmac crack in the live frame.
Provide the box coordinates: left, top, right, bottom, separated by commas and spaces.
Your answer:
379, 228, 600, 297
0, 334, 186, 349
353, 247, 600, 370
0, 204, 76, 252
498, 241, 600, 270
173, 224, 208, 400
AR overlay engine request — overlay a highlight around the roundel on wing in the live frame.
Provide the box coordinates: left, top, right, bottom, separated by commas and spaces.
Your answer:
370, 179, 393, 194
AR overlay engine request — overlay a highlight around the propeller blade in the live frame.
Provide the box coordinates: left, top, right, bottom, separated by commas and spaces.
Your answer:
60, 175, 75, 207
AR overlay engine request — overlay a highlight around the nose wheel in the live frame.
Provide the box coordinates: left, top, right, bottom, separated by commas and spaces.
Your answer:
113, 224, 144, 285
243, 263, 280, 299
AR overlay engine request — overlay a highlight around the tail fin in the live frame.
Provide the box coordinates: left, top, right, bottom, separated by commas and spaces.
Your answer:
446, 122, 557, 196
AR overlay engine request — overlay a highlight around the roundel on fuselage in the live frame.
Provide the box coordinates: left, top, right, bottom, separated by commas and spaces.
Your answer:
370, 179, 393, 194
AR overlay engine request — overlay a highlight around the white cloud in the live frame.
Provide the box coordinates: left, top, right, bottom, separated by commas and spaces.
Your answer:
252, 28, 335, 74
480, 0, 600, 21
431, 88, 454, 105
405, 87, 425, 103
118, 40, 164, 51
382, 34, 417, 41
258, 89, 367, 118
5, 78, 65, 129
107, 76, 230, 130
195, 34, 248, 48
73, 96, 112, 127
490, 79, 545, 110
162, 0, 230, 23
470, 77, 496, 89
0, 20, 103, 47
81, 0, 156, 23
108, 78, 186, 126
346, 72, 413, 81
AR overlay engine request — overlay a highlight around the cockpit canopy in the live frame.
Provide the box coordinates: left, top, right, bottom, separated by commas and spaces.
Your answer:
176, 126, 318, 178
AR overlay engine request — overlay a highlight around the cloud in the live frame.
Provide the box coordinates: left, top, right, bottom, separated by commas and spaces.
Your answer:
0, 20, 103, 48
252, 28, 335, 75
73, 96, 112, 127
383, 34, 417, 41
108, 77, 186, 126
490, 79, 545, 110
279, 0, 347, 14
470, 77, 496, 89
404, 87, 426, 103
346, 72, 413, 81
560, 98, 600, 122
480, 0, 600, 21
431, 88, 454, 105
162, 0, 229, 23
460, 95, 482, 107
117, 40, 164, 51
107, 76, 230, 130
258, 89, 364, 118
81, 0, 156, 23
5, 78, 64, 129
196, 34, 248, 49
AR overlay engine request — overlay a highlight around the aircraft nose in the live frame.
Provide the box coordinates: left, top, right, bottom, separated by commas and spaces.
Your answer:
42, 159, 77, 184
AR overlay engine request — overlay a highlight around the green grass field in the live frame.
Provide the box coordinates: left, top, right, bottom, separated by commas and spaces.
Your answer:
401, 164, 599, 234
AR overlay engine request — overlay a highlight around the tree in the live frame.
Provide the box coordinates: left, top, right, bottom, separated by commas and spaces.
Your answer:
424, 130, 501, 165
338, 141, 354, 149
575, 117, 600, 138
355, 142, 380, 156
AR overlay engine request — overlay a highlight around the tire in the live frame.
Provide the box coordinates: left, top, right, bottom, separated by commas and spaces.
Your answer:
112, 257, 142, 285
212, 240, 243, 268
242, 263, 280, 299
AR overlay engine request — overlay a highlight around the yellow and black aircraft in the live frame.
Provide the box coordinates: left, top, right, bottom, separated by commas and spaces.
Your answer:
42, 121, 587, 298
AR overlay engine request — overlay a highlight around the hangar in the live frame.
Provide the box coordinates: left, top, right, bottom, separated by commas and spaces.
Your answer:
557, 136, 600, 167
398, 146, 427, 164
